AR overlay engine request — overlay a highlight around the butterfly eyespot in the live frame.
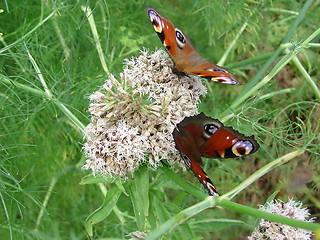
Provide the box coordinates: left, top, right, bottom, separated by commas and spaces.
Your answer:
175, 28, 186, 49
204, 124, 219, 135
232, 140, 254, 156
213, 69, 227, 73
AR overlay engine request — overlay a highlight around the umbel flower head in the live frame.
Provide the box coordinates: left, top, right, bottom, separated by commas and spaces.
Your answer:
248, 198, 315, 240
82, 49, 206, 177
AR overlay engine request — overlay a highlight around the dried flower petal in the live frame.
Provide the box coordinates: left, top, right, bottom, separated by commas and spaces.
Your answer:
82, 49, 206, 177
248, 198, 315, 240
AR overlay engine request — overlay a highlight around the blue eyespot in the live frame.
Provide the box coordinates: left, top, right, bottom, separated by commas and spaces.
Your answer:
176, 30, 185, 43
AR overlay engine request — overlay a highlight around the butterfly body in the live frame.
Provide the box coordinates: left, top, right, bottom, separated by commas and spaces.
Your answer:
173, 113, 259, 196
147, 6, 239, 85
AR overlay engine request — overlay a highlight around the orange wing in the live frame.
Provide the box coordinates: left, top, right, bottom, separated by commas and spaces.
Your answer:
173, 121, 219, 196
147, 6, 239, 85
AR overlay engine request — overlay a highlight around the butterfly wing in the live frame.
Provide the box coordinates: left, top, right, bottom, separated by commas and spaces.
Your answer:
147, 6, 239, 85
186, 60, 239, 85
173, 113, 259, 196
200, 127, 259, 159
173, 114, 220, 196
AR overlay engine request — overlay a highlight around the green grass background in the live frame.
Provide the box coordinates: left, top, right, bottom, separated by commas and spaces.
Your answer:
0, 0, 319, 239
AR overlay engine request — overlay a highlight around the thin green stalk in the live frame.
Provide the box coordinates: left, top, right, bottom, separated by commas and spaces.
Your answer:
40, 0, 70, 59
145, 196, 215, 240
293, 54, 320, 99
161, 164, 208, 200
284, 49, 320, 100
221, 88, 295, 123
0, 37, 25, 70
257, 88, 296, 101
1, 75, 47, 97
0, 75, 85, 132
219, 27, 320, 119
218, 22, 247, 66
25, 46, 53, 99
0, 192, 13, 240
0, 11, 55, 54
225, 52, 276, 69
34, 166, 76, 231
308, 43, 320, 48
98, 183, 126, 224
300, 28, 320, 48
227, 0, 314, 113
218, 198, 320, 231
282, 0, 313, 44
145, 195, 320, 240
35, 177, 58, 230
52, 99, 86, 132
223, 150, 304, 199
147, 149, 316, 239
219, 47, 297, 118
81, 5, 109, 75
225, 42, 317, 70
51, 16, 70, 59
265, 8, 298, 15
26, 46, 86, 131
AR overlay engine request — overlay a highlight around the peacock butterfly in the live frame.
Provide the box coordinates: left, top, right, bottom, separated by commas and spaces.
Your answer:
173, 113, 259, 196
147, 6, 239, 85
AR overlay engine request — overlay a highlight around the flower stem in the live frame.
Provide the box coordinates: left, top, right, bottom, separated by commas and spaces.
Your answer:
81, 5, 109, 75
223, 150, 305, 199
218, 198, 320, 231
0, 75, 85, 132
145, 196, 320, 240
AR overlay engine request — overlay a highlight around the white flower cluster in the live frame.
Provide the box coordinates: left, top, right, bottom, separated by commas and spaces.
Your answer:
82, 49, 206, 177
248, 198, 315, 240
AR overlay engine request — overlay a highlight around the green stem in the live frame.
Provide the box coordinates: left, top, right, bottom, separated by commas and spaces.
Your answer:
281, 0, 313, 44
34, 166, 75, 231
219, 27, 320, 119
218, 22, 247, 66
25, 46, 53, 98
148, 150, 316, 239
0, 12, 55, 54
0, 192, 13, 240
223, 150, 304, 199
221, 88, 295, 123
145, 196, 215, 240
1, 75, 46, 96
225, 42, 318, 70
52, 99, 86, 132
288, 49, 320, 100
161, 164, 208, 200
225, 52, 276, 69
145, 196, 320, 240
221, 0, 314, 118
81, 5, 109, 75
0, 75, 85, 132
218, 198, 320, 231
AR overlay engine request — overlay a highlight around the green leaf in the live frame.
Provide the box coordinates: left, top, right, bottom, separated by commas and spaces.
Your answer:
160, 164, 208, 200
151, 193, 194, 239
191, 218, 245, 232
79, 173, 114, 185
148, 193, 158, 229
152, 193, 171, 224
114, 178, 128, 196
134, 165, 149, 217
84, 187, 122, 237
128, 181, 146, 231
126, 165, 150, 230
